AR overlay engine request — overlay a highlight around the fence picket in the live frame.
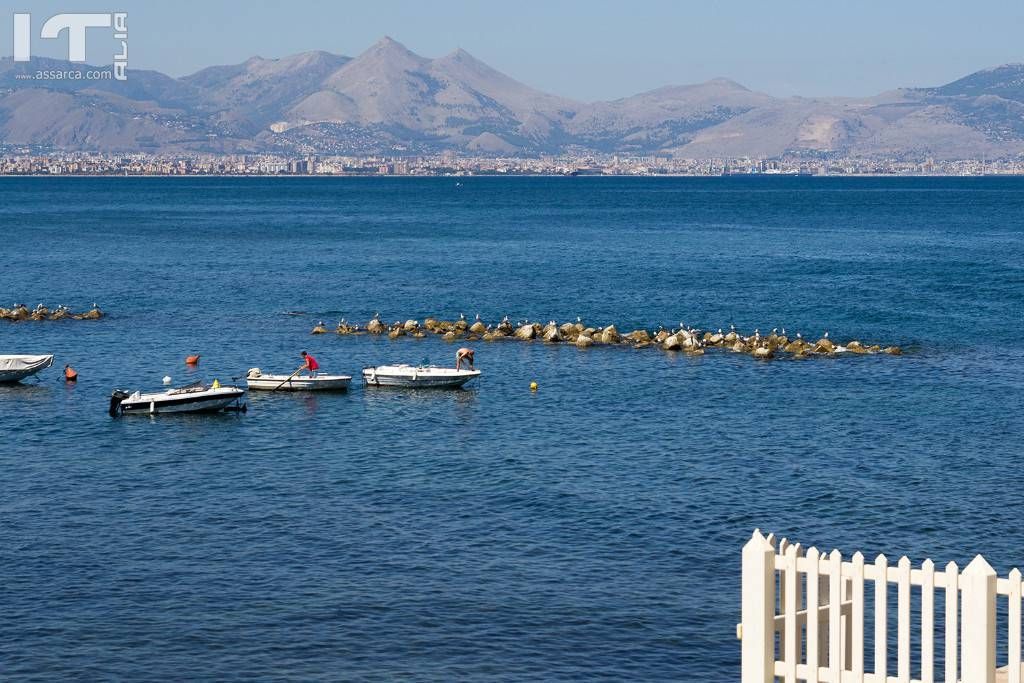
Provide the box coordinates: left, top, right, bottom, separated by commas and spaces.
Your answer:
793, 542, 804, 667
852, 551, 865, 683
921, 559, 935, 683
1010, 568, 1022, 683
806, 547, 820, 683
875, 554, 888, 680
818, 572, 829, 668
741, 530, 776, 683
829, 550, 842, 683
779, 538, 789, 657
843, 574, 852, 671
898, 556, 911, 682
945, 561, 958, 683
960, 555, 996, 683
785, 543, 798, 683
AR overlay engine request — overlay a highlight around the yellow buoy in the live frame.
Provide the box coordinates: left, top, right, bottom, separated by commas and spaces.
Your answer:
530, 381, 538, 392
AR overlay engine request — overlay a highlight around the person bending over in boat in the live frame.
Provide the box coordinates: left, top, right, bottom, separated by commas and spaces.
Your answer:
300, 350, 320, 377
455, 347, 475, 370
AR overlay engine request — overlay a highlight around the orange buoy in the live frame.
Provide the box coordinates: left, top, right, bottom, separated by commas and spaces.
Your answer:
63, 364, 78, 382
185, 355, 200, 365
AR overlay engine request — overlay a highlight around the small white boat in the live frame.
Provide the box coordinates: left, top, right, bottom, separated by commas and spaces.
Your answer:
362, 364, 481, 389
0, 354, 54, 383
245, 368, 351, 391
109, 382, 246, 416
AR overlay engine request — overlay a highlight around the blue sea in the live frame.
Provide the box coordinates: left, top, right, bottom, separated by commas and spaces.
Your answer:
1, 176, 1022, 681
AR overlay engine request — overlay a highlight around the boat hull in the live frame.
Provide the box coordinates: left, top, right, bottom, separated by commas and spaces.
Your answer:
246, 374, 351, 391
0, 354, 54, 383
116, 387, 246, 415
362, 365, 481, 389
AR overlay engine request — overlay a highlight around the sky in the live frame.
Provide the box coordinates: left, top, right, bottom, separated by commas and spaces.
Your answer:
1, 0, 1022, 101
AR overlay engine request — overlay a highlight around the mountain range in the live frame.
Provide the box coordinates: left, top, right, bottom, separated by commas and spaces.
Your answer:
2, 36, 1024, 159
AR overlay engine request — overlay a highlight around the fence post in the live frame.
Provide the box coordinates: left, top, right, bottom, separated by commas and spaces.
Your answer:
945, 561, 959, 683
960, 554, 996, 683
875, 554, 889, 680
742, 530, 776, 683
852, 551, 865, 681
807, 547, 821, 683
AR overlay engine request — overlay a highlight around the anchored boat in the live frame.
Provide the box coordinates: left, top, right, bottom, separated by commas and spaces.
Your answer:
0, 354, 54, 383
109, 382, 246, 416
245, 368, 352, 391
362, 364, 481, 389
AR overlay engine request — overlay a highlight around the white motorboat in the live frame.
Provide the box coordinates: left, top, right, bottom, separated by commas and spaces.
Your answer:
0, 354, 54, 383
362, 364, 481, 389
245, 368, 352, 391
109, 382, 246, 416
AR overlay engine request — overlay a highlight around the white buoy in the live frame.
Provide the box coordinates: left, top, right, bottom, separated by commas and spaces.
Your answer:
162, 376, 172, 385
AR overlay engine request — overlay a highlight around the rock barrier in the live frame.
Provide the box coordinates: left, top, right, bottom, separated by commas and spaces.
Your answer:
329, 315, 903, 359
1, 303, 104, 322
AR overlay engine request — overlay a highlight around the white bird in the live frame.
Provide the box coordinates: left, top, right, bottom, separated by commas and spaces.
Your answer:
459, 313, 465, 320
824, 331, 830, 339
475, 313, 480, 321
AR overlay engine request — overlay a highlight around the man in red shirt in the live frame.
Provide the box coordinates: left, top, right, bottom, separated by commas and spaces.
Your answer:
300, 351, 320, 377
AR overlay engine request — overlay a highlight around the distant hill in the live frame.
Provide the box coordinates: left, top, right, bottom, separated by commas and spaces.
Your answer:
2, 38, 1023, 159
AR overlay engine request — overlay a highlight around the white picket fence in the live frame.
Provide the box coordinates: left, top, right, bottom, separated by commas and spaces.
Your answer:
739, 530, 1024, 683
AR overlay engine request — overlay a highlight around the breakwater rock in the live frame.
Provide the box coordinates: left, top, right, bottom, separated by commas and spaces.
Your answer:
330, 315, 904, 360
0, 303, 104, 322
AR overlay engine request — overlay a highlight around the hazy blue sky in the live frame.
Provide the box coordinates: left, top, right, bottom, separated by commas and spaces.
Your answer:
2, 0, 1022, 100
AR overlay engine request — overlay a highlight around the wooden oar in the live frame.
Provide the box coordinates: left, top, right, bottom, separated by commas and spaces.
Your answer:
272, 366, 304, 392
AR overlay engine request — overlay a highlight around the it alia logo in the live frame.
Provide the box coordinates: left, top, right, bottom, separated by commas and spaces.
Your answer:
12, 12, 128, 80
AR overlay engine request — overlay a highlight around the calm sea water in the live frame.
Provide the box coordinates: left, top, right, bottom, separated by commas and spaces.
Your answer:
1, 177, 1022, 681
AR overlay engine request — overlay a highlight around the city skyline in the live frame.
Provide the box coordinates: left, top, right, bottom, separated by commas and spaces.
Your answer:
2, 0, 1023, 101
0, 150, 1014, 177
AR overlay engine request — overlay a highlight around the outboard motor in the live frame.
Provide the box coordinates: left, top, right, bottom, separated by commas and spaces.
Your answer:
108, 389, 129, 417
